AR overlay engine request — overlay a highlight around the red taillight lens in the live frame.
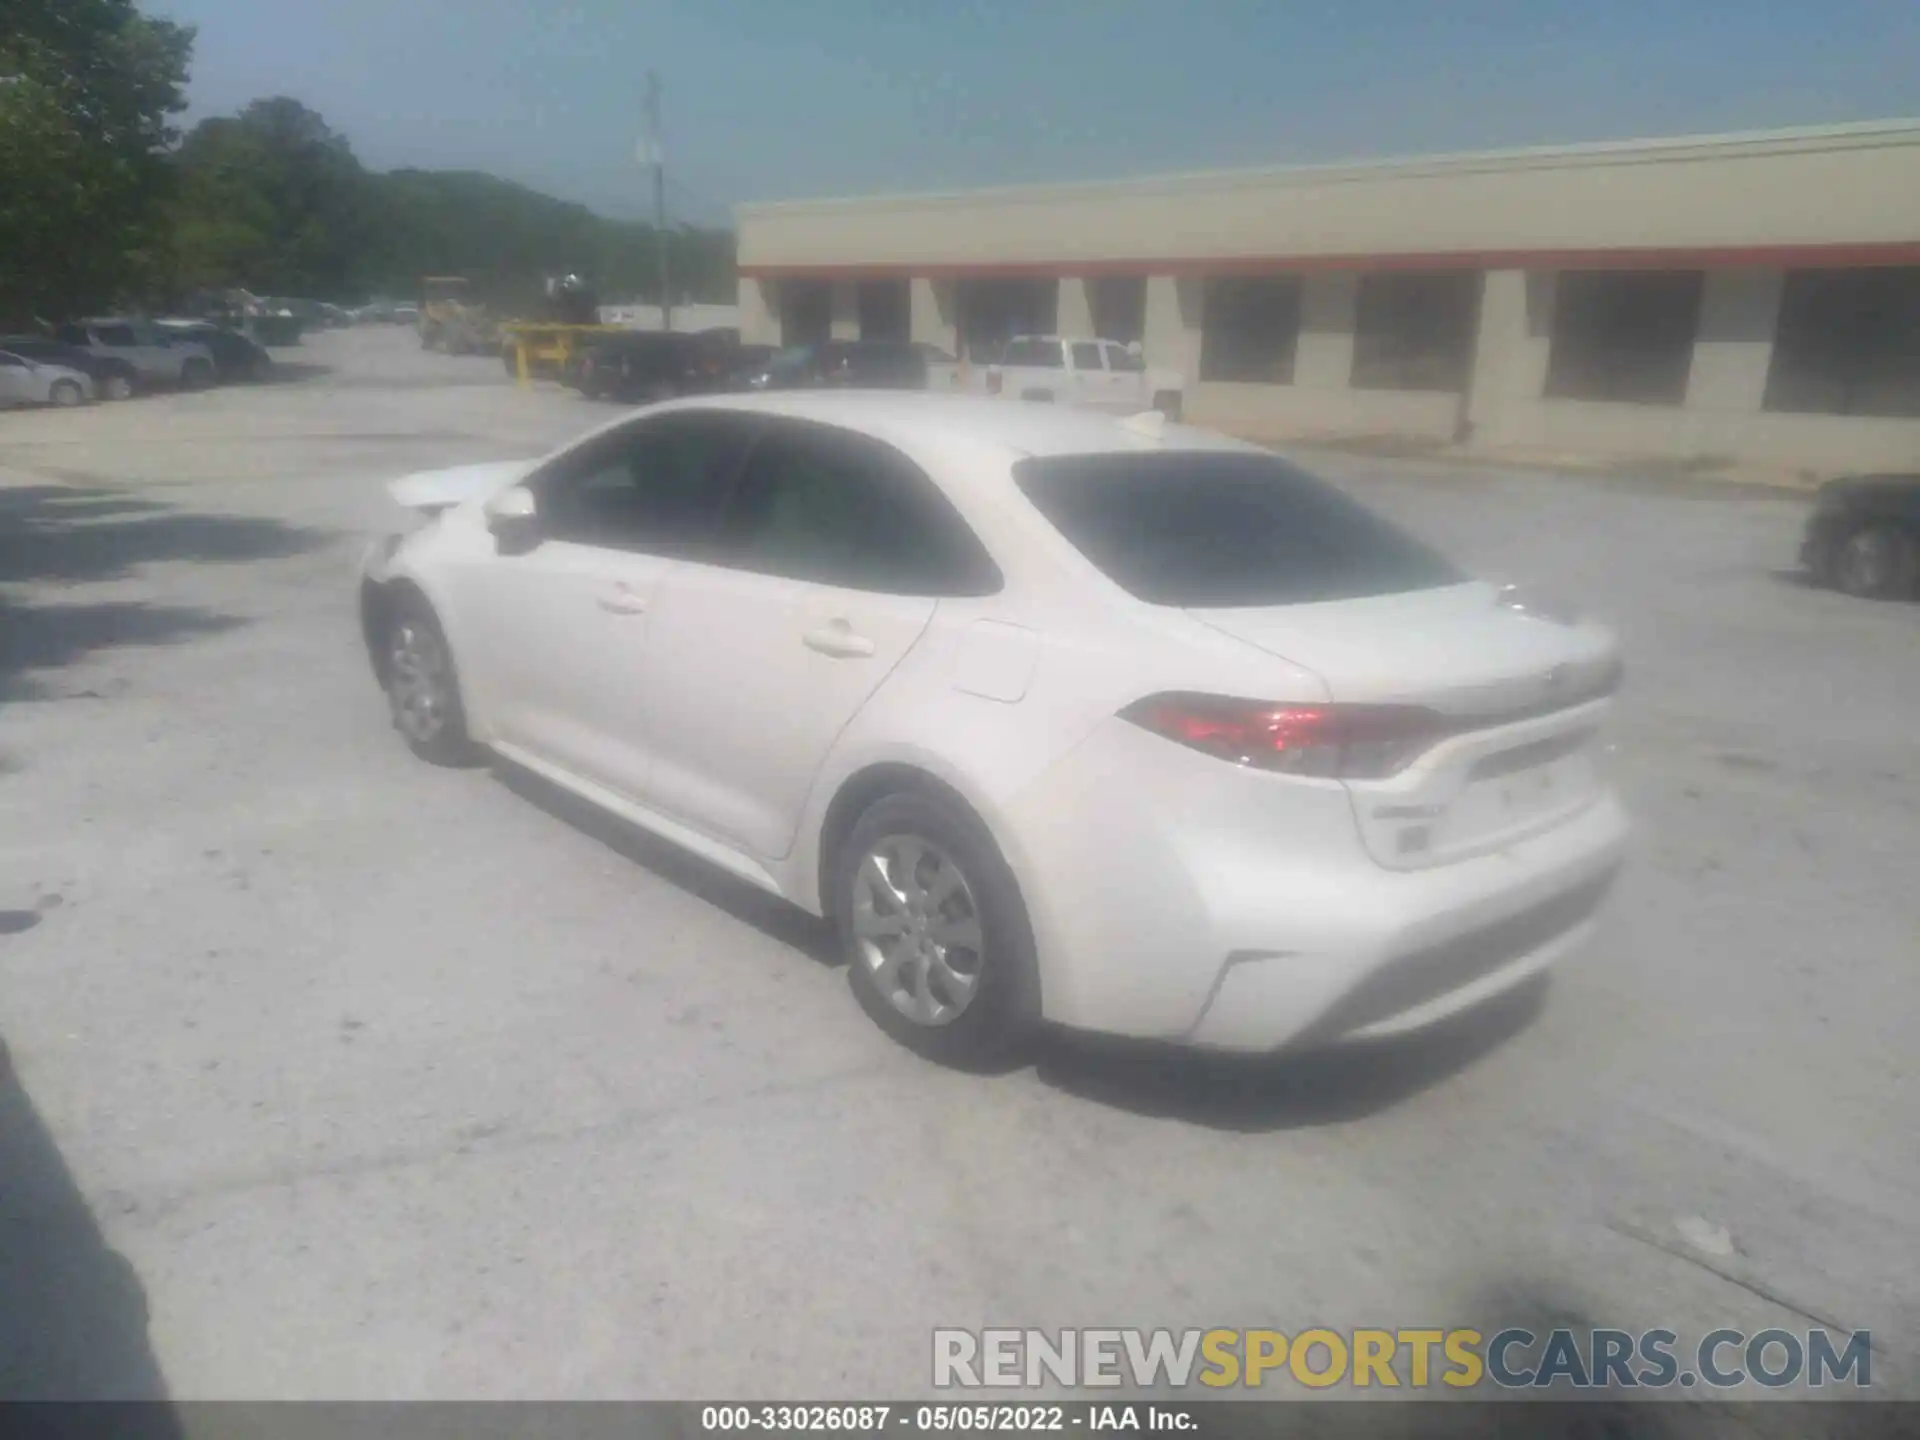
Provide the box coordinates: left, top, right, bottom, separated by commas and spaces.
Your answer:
1120, 693, 1444, 779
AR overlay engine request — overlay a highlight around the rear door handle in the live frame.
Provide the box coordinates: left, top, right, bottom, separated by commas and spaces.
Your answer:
802, 622, 876, 658
595, 585, 648, 615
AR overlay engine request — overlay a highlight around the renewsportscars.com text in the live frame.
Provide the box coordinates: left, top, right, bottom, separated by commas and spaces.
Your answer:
933, 1326, 1873, 1392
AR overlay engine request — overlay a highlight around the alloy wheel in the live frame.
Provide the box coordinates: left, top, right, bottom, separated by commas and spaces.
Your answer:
1838, 529, 1899, 597
849, 834, 986, 1027
387, 619, 453, 744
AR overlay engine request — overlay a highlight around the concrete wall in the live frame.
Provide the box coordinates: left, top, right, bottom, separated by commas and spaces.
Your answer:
739, 122, 1920, 271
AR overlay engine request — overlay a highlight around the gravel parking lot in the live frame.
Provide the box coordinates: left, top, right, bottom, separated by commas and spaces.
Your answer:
2, 326, 1916, 1402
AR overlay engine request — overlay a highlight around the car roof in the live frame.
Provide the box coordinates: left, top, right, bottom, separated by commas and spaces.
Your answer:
663, 391, 1256, 463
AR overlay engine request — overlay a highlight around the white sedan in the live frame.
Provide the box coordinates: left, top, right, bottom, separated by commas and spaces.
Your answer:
359, 393, 1628, 1065
0, 348, 95, 408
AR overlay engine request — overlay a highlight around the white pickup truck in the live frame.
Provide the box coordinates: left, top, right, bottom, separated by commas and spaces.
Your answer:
930, 335, 1185, 419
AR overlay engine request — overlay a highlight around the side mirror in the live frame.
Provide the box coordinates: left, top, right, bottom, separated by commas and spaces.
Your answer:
484, 485, 541, 552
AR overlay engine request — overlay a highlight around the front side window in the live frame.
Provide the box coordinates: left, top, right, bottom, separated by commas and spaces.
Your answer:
537, 415, 757, 556
1070, 341, 1105, 372
719, 422, 1000, 596
1104, 342, 1145, 373
95, 325, 139, 348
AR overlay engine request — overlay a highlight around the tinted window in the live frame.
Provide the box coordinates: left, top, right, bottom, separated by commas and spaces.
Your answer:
0, 352, 25, 368
54, 325, 87, 346
1545, 271, 1702, 406
1014, 452, 1464, 607
1104, 343, 1144, 373
720, 423, 1000, 596
1070, 342, 1105, 372
1201, 277, 1301, 383
1001, 339, 1063, 369
539, 415, 755, 555
95, 325, 139, 347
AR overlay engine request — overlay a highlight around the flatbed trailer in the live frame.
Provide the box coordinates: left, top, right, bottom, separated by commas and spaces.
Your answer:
498, 322, 630, 385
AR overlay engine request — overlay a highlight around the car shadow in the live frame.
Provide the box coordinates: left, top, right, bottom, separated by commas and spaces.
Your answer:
257, 361, 333, 385
1031, 978, 1548, 1132
0, 1033, 182, 1420
491, 761, 841, 967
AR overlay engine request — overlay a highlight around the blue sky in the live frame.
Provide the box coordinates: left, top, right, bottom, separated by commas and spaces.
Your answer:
149, 0, 1920, 224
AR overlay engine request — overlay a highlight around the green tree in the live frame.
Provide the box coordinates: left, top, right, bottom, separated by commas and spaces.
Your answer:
168, 97, 375, 298
0, 0, 194, 320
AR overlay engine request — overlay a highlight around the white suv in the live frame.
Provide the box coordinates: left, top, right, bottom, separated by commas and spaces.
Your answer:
54, 318, 217, 391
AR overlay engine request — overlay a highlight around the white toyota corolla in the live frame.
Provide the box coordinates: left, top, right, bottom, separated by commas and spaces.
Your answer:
360, 392, 1628, 1065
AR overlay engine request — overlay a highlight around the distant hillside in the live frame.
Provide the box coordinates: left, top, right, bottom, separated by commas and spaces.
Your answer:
166, 98, 733, 309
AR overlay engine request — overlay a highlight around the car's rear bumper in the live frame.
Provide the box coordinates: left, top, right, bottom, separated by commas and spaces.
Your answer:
1001, 721, 1630, 1052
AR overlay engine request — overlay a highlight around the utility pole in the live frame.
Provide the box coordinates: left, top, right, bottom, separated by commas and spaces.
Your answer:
643, 71, 672, 333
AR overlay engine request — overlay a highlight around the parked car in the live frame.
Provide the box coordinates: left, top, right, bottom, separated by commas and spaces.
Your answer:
954, 334, 1184, 419
0, 348, 96, 407
729, 340, 929, 392
157, 319, 274, 383
53, 318, 217, 390
358, 393, 1628, 1066
0, 335, 139, 400
566, 331, 729, 403
1800, 474, 1920, 599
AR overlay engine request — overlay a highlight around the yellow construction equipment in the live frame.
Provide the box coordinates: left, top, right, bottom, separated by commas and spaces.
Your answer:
419, 276, 499, 355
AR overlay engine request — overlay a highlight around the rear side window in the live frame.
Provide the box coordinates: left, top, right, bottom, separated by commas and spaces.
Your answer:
54, 325, 87, 346
95, 325, 139, 347
720, 422, 1001, 596
1013, 452, 1464, 606
1001, 339, 1063, 369
1104, 342, 1144, 373
1071, 342, 1105, 372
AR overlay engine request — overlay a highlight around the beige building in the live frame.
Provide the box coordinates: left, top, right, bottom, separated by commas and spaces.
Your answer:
736, 120, 1920, 471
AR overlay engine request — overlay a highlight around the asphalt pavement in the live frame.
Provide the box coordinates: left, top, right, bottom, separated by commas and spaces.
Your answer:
1, 327, 1915, 1401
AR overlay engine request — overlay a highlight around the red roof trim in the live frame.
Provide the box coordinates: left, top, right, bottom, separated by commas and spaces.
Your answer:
739, 242, 1920, 281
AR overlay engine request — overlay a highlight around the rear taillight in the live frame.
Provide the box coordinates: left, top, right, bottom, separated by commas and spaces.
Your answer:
1120, 693, 1444, 779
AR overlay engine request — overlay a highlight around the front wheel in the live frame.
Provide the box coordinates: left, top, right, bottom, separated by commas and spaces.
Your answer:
382, 598, 478, 765
837, 790, 1040, 1069
1151, 389, 1184, 422
1834, 525, 1918, 599
49, 379, 85, 408
102, 372, 136, 401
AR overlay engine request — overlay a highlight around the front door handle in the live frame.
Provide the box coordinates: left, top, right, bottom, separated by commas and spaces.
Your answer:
802, 622, 876, 658
595, 585, 648, 615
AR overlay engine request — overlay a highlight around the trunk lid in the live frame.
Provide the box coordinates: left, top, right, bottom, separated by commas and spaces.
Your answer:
1192, 581, 1620, 868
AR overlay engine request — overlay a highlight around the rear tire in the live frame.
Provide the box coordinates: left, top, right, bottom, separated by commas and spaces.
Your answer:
49, 379, 84, 408
837, 790, 1040, 1069
103, 372, 136, 401
1834, 524, 1918, 599
1151, 389, 1184, 422
381, 597, 479, 766
180, 359, 213, 391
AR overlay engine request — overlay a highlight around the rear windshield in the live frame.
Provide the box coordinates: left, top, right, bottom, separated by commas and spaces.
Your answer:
1013, 451, 1465, 606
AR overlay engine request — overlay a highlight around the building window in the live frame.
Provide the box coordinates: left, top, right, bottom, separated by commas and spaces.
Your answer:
857, 279, 910, 343
1200, 276, 1301, 384
1351, 272, 1480, 393
780, 281, 831, 347
956, 278, 1057, 361
1764, 268, 1920, 418
1544, 270, 1703, 405
1089, 277, 1146, 346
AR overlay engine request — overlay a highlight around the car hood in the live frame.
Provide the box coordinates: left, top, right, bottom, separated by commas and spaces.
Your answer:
387, 459, 536, 514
